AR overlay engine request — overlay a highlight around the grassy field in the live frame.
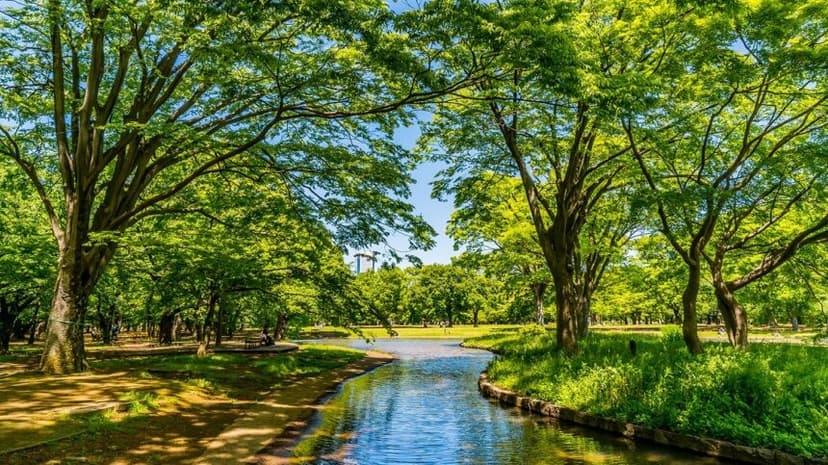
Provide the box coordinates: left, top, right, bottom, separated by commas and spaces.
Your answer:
466, 328, 828, 458
296, 323, 822, 344
0, 344, 366, 464
301, 324, 522, 340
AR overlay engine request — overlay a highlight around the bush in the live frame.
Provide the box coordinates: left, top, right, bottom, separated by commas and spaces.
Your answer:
467, 332, 828, 458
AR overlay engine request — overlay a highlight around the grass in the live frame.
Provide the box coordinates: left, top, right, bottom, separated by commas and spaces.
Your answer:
302, 324, 522, 340
299, 323, 818, 342
0, 344, 367, 464
93, 344, 365, 397
466, 327, 828, 458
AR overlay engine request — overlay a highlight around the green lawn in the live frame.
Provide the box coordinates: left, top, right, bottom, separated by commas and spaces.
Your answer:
301, 324, 522, 340
466, 328, 828, 458
92, 344, 365, 395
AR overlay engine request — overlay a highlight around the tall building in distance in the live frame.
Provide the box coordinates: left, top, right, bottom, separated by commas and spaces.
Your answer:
353, 252, 378, 274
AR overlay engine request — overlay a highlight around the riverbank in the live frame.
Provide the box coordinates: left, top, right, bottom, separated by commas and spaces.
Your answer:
465, 329, 828, 462
300, 324, 522, 340
0, 344, 393, 465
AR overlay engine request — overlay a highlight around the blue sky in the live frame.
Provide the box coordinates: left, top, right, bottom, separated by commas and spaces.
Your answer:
347, 122, 458, 268
393, 123, 456, 265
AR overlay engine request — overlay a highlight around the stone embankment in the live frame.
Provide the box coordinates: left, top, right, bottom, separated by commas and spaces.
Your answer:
478, 372, 828, 465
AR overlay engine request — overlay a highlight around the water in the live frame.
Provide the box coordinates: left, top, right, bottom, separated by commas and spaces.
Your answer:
289, 339, 734, 465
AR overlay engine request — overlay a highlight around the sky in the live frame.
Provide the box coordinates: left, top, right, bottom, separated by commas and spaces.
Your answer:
347, 122, 458, 269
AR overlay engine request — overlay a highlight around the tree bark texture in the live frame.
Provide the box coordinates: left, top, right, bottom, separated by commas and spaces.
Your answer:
711, 273, 749, 348
40, 198, 112, 373
681, 261, 704, 355
549, 259, 579, 354
41, 270, 90, 373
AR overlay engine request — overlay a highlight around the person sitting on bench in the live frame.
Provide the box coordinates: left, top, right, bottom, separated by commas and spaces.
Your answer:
260, 328, 274, 346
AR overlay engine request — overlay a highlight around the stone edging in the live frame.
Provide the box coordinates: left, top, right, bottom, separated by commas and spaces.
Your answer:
478, 372, 828, 465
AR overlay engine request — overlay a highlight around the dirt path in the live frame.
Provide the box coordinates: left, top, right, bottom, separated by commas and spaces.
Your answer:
198, 350, 393, 465
0, 346, 391, 465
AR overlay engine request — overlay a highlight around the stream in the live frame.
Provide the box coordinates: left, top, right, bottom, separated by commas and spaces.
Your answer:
289, 339, 737, 465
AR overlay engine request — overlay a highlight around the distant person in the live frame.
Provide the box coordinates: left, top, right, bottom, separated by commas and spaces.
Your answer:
111, 323, 120, 341
260, 329, 274, 346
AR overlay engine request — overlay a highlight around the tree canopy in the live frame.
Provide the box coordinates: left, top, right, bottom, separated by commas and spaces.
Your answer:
0, 0, 826, 369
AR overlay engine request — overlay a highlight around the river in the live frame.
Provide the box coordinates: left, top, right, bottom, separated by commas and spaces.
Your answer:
288, 339, 735, 465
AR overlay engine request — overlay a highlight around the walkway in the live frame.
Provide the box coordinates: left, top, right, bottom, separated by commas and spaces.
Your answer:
196, 350, 393, 465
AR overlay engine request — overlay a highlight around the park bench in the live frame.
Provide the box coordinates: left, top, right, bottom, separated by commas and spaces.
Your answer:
244, 337, 261, 349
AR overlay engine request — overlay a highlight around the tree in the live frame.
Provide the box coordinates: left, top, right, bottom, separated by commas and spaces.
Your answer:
423, 0, 676, 352
403, 264, 490, 327
445, 173, 551, 325
354, 267, 407, 325
0, 159, 53, 352
102, 168, 365, 351
626, 0, 828, 350
0, 0, 485, 372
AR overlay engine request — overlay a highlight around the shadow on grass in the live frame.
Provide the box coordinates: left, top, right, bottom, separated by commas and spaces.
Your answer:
0, 345, 366, 464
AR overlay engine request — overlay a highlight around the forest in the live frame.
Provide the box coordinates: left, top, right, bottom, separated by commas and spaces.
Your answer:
1, 0, 827, 376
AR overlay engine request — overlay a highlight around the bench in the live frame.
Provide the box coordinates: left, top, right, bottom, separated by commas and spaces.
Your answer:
244, 337, 261, 349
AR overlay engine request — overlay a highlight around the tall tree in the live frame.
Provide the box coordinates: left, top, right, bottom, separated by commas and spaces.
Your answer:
0, 0, 484, 372
626, 0, 828, 349
423, 0, 676, 352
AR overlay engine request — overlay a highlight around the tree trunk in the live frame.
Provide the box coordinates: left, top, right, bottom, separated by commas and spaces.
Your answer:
550, 257, 579, 353
158, 309, 182, 345
0, 298, 14, 353
214, 298, 224, 346
197, 292, 218, 357
27, 305, 39, 345
274, 313, 289, 341
712, 277, 749, 349
472, 309, 479, 328
708, 250, 749, 349
40, 270, 91, 374
97, 303, 115, 345
576, 293, 590, 338
532, 282, 546, 325
681, 262, 704, 355
40, 189, 113, 373
197, 327, 212, 357
0, 330, 9, 354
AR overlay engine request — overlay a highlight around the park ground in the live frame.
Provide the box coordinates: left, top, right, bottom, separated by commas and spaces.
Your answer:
304, 322, 821, 343
0, 340, 391, 465
1, 324, 824, 464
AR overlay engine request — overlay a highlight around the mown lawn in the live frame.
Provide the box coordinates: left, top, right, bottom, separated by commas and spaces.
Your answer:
302, 324, 521, 340
465, 328, 828, 458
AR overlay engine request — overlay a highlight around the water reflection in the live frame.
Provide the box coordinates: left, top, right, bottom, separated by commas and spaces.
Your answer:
289, 339, 732, 465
